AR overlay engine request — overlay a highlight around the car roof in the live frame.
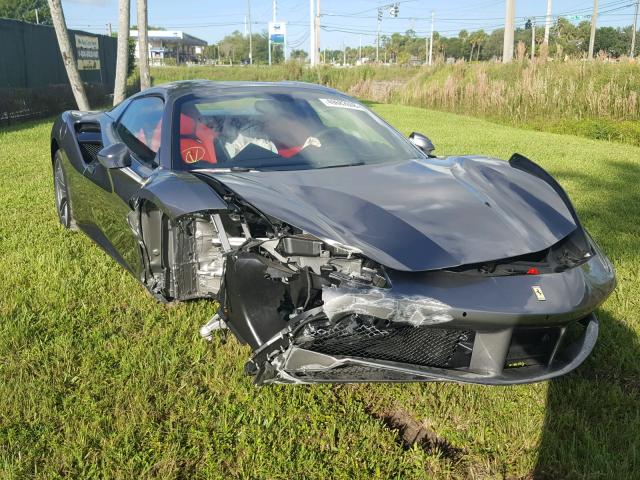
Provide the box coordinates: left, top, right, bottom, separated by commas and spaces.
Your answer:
138, 79, 341, 102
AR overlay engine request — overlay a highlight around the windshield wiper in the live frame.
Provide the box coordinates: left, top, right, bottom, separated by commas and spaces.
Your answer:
315, 162, 365, 170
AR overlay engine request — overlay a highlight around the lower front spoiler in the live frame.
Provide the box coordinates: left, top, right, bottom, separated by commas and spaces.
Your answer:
259, 314, 598, 385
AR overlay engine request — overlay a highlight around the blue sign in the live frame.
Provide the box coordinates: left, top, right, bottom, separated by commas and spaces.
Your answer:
270, 34, 285, 44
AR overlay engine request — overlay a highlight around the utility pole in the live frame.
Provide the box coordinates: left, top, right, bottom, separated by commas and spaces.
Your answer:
588, 0, 598, 59
343, 41, 346, 65
309, 0, 315, 65
247, 0, 252, 64
428, 10, 434, 65
425, 33, 428, 64
631, 0, 639, 58
269, 0, 276, 65
359, 35, 362, 64
376, 8, 381, 62
543, 0, 552, 45
315, 0, 321, 64
502, 0, 515, 63
35, 8, 39, 24
107, 22, 112, 36
531, 19, 536, 60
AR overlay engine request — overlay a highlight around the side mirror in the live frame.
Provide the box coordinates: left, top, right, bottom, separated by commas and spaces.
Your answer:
97, 143, 132, 169
409, 132, 436, 157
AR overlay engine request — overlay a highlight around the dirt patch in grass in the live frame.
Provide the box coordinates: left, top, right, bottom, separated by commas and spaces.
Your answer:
366, 404, 463, 460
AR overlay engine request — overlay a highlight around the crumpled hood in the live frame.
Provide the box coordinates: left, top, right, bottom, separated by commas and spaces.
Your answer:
204, 157, 577, 271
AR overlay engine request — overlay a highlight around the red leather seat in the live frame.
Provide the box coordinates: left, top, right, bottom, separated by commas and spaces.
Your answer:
180, 114, 217, 165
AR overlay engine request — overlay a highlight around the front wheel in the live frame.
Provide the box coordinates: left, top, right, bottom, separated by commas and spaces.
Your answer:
53, 151, 77, 230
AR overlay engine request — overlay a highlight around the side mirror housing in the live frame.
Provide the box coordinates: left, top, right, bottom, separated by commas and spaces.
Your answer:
409, 132, 436, 157
97, 143, 132, 169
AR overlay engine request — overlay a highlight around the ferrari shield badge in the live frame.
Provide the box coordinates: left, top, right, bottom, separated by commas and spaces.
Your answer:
532, 286, 546, 301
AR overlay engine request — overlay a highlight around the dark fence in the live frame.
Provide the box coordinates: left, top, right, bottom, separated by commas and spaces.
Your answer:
0, 18, 117, 125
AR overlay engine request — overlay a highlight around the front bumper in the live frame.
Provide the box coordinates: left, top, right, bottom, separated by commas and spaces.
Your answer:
268, 313, 598, 384
248, 244, 615, 385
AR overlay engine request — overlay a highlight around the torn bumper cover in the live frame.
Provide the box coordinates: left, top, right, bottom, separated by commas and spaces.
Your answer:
242, 246, 614, 385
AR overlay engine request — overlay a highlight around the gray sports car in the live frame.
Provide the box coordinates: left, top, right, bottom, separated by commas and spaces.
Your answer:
51, 80, 615, 385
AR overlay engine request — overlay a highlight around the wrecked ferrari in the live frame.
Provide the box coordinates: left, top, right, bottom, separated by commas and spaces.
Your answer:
50, 80, 615, 385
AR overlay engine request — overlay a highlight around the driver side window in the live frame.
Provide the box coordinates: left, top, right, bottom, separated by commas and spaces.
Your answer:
116, 96, 164, 168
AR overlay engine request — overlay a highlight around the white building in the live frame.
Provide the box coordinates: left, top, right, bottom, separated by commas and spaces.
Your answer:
130, 30, 207, 65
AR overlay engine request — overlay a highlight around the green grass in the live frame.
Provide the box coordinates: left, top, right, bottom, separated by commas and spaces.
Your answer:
396, 61, 640, 147
1, 105, 639, 479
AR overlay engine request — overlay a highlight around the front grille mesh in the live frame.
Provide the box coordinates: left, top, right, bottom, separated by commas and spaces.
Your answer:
298, 318, 473, 368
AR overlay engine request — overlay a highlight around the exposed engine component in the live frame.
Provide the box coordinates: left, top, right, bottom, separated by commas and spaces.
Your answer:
166, 214, 227, 300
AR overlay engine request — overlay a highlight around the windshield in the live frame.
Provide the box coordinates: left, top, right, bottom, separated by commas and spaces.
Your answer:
173, 90, 422, 171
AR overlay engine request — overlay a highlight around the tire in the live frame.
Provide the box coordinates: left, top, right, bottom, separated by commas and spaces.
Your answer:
53, 150, 77, 230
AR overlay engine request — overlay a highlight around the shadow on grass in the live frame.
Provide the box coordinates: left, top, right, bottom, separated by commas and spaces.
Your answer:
535, 159, 640, 478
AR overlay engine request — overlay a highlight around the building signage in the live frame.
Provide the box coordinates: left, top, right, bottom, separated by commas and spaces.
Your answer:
268, 22, 286, 44
75, 35, 100, 70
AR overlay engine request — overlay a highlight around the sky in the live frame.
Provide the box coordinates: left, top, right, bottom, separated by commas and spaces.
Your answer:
62, 0, 640, 51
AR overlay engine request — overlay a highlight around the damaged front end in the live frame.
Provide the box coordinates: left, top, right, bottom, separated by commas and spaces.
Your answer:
131, 174, 615, 386
215, 217, 613, 385
218, 219, 613, 386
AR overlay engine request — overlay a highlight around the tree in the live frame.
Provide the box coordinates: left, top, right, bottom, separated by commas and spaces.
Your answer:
136, 0, 150, 90
290, 49, 308, 62
113, 0, 130, 105
594, 26, 629, 57
468, 30, 488, 61
46, 0, 89, 110
214, 30, 283, 65
0, 0, 51, 24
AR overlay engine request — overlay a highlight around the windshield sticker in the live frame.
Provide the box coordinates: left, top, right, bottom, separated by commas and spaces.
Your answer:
319, 98, 367, 111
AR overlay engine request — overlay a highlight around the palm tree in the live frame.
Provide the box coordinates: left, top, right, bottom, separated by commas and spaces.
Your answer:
475, 30, 488, 61
137, 0, 150, 90
113, 0, 130, 105
46, 0, 89, 110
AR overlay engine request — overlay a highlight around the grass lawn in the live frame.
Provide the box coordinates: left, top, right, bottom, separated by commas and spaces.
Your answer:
1, 104, 639, 479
